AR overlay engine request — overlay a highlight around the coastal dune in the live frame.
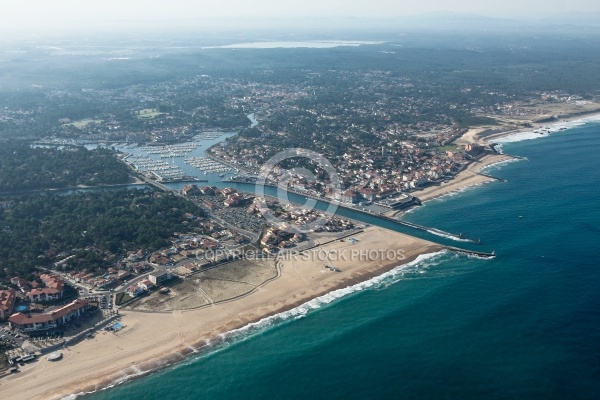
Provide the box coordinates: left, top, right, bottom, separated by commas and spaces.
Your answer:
1, 227, 441, 400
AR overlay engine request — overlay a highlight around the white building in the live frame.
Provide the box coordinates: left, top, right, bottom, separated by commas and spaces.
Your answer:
148, 271, 172, 285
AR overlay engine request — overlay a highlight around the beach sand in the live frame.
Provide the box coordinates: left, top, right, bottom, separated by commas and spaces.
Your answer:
413, 102, 600, 203
410, 153, 514, 202
456, 102, 600, 145
7, 103, 597, 400
1, 227, 441, 400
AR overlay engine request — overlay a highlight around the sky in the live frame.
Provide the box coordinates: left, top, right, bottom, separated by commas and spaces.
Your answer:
2, 0, 600, 33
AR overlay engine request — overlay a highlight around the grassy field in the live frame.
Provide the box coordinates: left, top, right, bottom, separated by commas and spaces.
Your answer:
136, 108, 166, 119
115, 292, 133, 305
69, 118, 103, 128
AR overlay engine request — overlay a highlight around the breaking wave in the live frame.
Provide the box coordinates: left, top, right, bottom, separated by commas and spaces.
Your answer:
480, 157, 522, 173
61, 250, 464, 399
495, 117, 591, 144
215, 250, 450, 344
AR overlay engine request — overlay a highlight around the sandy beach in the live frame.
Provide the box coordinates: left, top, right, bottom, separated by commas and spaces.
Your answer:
456, 102, 600, 146
5, 103, 598, 400
0, 227, 441, 400
412, 102, 600, 203
410, 153, 514, 202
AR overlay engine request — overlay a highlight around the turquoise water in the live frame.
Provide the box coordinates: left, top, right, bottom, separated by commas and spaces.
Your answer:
88, 121, 600, 400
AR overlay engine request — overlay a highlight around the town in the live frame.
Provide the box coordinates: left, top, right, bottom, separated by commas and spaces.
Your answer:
2, 37, 600, 378
0, 179, 365, 373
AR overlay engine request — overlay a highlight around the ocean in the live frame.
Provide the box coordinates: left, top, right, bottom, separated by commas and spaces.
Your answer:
86, 120, 600, 400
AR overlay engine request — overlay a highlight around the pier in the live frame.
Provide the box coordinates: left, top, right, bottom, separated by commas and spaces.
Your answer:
333, 202, 480, 244
205, 150, 254, 175
477, 172, 508, 182
445, 246, 496, 258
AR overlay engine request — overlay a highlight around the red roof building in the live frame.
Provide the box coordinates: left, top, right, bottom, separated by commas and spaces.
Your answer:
26, 273, 66, 302
138, 279, 155, 291
26, 288, 62, 303
9, 299, 91, 332
127, 285, 144, 297
182, 184, 201, 196
40, 273, 65, 291
341, 190, 360, 204
0, 289, 16, 320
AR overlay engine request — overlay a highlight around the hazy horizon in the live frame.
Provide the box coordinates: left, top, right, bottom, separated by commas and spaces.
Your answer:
3, 0, 600, 36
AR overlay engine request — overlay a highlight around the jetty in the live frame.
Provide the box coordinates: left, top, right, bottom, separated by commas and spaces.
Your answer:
332, 202, 480, 244
477, 172, 508, 182
391, 217, 474, 242
445, 246, 496, 258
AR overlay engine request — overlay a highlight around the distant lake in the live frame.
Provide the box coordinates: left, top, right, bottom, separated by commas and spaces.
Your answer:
203, 41, 384, 49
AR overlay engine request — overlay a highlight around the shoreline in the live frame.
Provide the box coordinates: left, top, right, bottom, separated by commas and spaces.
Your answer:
5, 107, 598, 399
78, 250, 443, 399
407, 105, 600, 205
463, 107, 600, 145
1, 227, 443, 400
408, 153, 515, 203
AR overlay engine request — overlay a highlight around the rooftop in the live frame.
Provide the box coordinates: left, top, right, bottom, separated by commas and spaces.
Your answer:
9, 299, 90, 325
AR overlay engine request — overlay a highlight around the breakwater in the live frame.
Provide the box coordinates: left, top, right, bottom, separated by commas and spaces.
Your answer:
333, 202, 480, 244
445, 246, 495, 258
477, 172, 508, 182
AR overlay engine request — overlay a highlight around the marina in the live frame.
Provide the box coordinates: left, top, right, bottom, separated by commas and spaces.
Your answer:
122, 157, 189, 182
113, 131, 238, 183
192, 132, 226, 140
137, 143, 201, 158
115, 133, 234, 182
184, 157, 237, 175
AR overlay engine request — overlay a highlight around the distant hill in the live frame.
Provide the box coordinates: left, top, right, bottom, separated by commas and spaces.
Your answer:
542, 11, 600, 27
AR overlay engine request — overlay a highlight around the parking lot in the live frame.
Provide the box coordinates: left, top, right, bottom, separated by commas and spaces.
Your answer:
217, 208, 265, 233
1, 328, 24, 348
